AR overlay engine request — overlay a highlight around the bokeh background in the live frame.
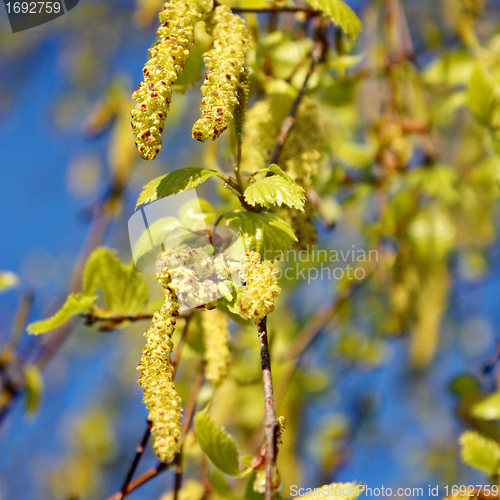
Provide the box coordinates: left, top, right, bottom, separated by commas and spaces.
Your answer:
1, 0, 500, 499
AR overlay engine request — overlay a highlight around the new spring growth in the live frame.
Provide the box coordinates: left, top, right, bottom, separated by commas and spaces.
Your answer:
202, 308, 231, 385
236, 252, 281, 323
192, 5, 251, 141
137, 255, 183, 462
253, 416, 287, 494
131, 0, 213, 159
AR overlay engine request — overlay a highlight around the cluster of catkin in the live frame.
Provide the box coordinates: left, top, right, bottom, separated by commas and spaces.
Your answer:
241, 97, 324, 249
131, 0, 251, 159
192, 5, 251, 141
137, 256, 182, 462
202, 308, 231, 384
235, 252, 281, 324
138, 249, 281, 461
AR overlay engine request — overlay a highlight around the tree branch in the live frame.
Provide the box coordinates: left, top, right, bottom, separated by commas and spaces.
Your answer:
104, 363, 204, 500
173, 364, 205, 500
268, 41, 324, 167
80, 312, 154, 326
105, 461, 173, 500
118, 420, 152, 500
257, 317, 278, 500
171, 318, 190, 376
113, 314, 192, 500
216, 2, 322, 15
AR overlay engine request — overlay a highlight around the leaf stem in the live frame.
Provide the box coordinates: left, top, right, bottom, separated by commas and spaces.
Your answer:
235, 141, 244, 193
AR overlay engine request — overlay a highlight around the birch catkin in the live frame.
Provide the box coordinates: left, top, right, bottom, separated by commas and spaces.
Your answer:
192, 5, 251, 141
137, 256, 182, 462
132, 0, 213, 159
202, 308, 231, 384
236, 252, 281, 324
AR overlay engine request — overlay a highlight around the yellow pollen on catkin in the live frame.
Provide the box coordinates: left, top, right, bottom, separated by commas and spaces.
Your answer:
137, 255, 183, 462
285, 202, 317, 251
131, 0, 213, 159
236, 252, 281, 323
192, 5, 251, 142
202, 308, 231, 384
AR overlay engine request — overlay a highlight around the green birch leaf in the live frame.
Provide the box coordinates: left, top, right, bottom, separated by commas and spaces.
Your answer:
423, 51, 475, 86
24, 364, 43, 417
304, 0, 362, 38
295, 483, 363, 499
335, 141, 377, 169
244, 175, 305, 210
0, 271, 19, 293
135, 168, 225, 209
83, 248, 149, 315
468, 63, 498, 127
472, 391, 500, 420
27, 293, 97, 335
223, 209, 297, 261
460, 431, 500, 476
254, 163, 294, 180
194, 406, 242, 477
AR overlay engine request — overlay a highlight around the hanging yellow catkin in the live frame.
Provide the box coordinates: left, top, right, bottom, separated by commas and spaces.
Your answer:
137, 254, 182, 462
192, 5, 251, 141
131, 0, 213, 159
236, 252, 281, 323
280, 98, 322, 188
284, 202, 317, 251
202, 308, 231, 384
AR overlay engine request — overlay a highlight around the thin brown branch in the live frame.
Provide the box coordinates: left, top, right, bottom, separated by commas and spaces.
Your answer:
181, 364, 205, 441
257, 317, 278, 500
216, 2, 322, 15
173, 452, 183, 500
172, 315, 192, 375
80, 310, 195, 329
172, 343, 204, 500
105, 461, 173, 500
80, 312, 154, 326
104, 364, 204, 500
268, 41, 324, 167
119, 420, 152, 500
172, 364, 205, 500
115, 314, 192, 500
8, 292, 34, 350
